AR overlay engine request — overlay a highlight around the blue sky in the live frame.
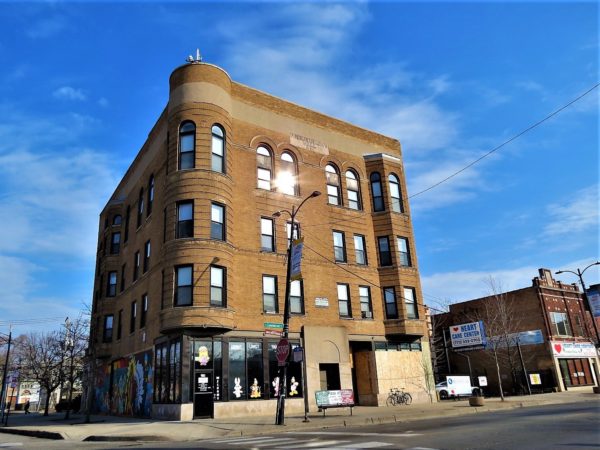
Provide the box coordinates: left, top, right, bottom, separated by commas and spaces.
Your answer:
0, 1, 597, 332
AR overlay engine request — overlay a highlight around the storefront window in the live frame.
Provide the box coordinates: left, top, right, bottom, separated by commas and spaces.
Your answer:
229, 341, 246, 400
154, 338, 181, 403
267, 341, 302, 398
247, 342, 263, 399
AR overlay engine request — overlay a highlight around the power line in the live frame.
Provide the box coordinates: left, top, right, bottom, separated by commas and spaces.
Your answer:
303, 81, 599, 229
408, 81, 600, 199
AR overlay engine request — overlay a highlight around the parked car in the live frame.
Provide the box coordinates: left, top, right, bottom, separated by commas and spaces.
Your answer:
436, 381, 481, 399
55, 395, 81, 412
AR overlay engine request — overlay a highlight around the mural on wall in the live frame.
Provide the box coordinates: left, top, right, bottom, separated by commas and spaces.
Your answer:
94, 365, 111, 414
94, 350, 153, 417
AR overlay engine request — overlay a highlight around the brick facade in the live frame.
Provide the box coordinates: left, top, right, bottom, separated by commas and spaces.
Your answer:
91, 61, 432, 419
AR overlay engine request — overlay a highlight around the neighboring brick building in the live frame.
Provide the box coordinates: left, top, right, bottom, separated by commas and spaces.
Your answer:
90, 58, 432, 419
433, 269, 600, 396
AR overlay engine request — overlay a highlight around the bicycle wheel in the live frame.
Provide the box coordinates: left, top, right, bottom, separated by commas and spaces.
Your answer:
386, 395, 396, 407
403, 393, 412, 405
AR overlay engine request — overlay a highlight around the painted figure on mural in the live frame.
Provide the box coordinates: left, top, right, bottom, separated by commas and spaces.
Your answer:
272, 376, 280, 397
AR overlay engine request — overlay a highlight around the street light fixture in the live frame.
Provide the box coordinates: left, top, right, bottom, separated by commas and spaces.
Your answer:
556, 261, 600, 345
273, 190, 321, 426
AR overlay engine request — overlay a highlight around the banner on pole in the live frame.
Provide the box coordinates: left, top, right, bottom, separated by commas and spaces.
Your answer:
290, 238, 304, 281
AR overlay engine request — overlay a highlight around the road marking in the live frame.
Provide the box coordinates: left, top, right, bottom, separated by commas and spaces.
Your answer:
292, 432, 423, 437
327, 443, 392, 449
291, 440, 347, 448
222, 437, 297, 445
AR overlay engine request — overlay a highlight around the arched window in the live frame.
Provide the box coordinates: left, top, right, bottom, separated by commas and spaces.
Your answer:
257, 146, 273, 190
211, 125, 225, 173
112, 215, 122, 226
147, 175, 154, 216
178, 121, 195, 170
370, 172, 384, 212
388, 173, 403, 213
345, 170, 361, 210
278, 151, 297, 195
325, 164, 341, 206
137, 188, 144, 228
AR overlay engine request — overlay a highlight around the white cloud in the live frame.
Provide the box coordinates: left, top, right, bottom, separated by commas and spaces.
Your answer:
421, 257, 600, 307
220, 3, 458, 156
543, 185, 599, 237
98, 97, 109, 107
53, 86, 86, 101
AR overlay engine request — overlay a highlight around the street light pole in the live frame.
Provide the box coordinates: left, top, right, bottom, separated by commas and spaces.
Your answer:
556, 261, 600, 345
273, 191, 321, 426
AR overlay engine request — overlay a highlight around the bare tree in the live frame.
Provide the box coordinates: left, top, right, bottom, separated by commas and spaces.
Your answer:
62, 315, 89, 419
467, 277, 525, 401
18, 332, 64, 415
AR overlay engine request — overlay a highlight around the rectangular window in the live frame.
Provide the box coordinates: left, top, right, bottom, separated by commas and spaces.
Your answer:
326, 184, 340, 205
290, 280, 304, 314
130, 301, 137, 333
141, 294, 148, 328
154, 339, 182, 404
175, 265, 193, 306
403, 287, 418, 319
261, 218, 275, 252
210, 266, 226, 307
263, 275, 278, 313
384, 287, 398, 319
359, 286, 372, 319
120, 264, 126, 292
397, 237, 411, 267
286, 222, 300, 249
337, 283, 351, 318
348, 189, 359, 210
106, 271, 117, 297
103, 315, 113, 343
143, 240, 151, 273
177, 201, 193, 239
110, 232, 121, 254
550, 312, 572, 336
378, 236, 392, 266
333, 231, 347, 263
257, 168, 271, 190
354, 234, 367, 265
228, 341, 247, 400
117, 309, 123, 340
211, 203, 225, 241
133, 251, 140, 282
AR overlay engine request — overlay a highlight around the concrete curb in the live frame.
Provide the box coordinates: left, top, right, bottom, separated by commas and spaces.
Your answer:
0, 428, 64, 440
83, 435, 173, 442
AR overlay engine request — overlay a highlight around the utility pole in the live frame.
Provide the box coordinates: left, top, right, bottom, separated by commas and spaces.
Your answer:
273, 191, 321, 426
0, 327, 12, 424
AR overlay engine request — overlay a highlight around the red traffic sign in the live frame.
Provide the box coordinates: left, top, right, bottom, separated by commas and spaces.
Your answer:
276, 338, 290, 366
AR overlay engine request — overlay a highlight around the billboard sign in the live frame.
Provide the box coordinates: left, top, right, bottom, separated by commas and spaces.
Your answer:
449, 321, 487, 348
587, 287, 600, 318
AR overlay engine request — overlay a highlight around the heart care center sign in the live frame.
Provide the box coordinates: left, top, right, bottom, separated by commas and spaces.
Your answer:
450, 321, 487, 349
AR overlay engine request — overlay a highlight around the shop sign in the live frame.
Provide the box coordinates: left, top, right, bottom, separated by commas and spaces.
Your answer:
315, 389, 354, 407
529, 373, 542, 385
550, 340, 597, 358
315, 297, 329, 307
449, 321, 487, 348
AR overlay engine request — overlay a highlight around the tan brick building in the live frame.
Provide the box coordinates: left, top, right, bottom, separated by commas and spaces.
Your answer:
433, 269, 600, 396
91, 59, 433, 419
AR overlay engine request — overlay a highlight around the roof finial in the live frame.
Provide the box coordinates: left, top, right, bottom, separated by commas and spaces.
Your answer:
186, 49, 203, 64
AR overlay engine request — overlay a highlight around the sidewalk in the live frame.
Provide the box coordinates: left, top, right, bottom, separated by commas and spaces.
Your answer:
0, 391, 598, 443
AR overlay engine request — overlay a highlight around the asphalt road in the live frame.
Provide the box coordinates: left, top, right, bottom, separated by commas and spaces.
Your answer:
0, 401, 598, 449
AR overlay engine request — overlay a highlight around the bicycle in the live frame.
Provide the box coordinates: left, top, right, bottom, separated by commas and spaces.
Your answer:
386, 388, 412, 406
